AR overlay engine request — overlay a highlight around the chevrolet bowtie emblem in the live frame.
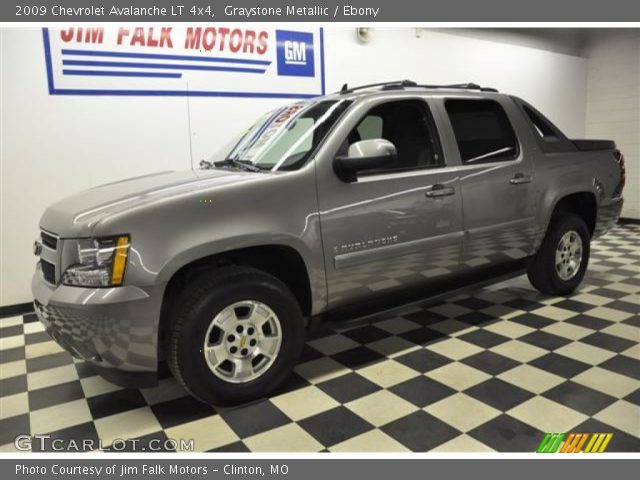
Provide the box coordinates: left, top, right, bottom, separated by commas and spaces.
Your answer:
239, 336, 247, 347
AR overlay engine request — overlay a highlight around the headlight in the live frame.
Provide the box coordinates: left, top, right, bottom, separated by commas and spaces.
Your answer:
62, 235, 130, 287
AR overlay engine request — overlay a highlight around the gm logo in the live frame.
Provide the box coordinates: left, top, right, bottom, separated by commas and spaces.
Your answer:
276, 30, 315, 77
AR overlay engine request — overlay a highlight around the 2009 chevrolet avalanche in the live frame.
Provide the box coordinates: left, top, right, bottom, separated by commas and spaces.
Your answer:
32, 80, 625, 405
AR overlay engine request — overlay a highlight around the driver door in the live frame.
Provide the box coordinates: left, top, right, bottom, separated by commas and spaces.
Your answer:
316, 97, 465, 309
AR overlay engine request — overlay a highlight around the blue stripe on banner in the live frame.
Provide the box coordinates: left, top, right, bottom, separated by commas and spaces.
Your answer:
47, 89, 319, 99
63, 70, 182, 79
62, 59, 266, 74
61, 48, 272, 66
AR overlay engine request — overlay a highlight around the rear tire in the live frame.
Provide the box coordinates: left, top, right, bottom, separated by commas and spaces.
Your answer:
166, 266, 305, 406
527, 213, 590, 296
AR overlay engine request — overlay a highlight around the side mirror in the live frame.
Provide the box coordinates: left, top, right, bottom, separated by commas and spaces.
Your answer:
334, 139, 398, 182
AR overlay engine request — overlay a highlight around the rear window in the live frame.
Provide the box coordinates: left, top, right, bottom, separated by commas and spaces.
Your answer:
445, 99, 518, 164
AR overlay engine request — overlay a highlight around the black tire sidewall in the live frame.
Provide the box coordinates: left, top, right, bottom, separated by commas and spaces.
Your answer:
543, 215, 590, 294
172, 272, 304, 405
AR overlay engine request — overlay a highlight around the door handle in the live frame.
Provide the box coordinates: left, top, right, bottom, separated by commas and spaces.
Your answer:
425, 184, 455, 198
510, 173, 532, 185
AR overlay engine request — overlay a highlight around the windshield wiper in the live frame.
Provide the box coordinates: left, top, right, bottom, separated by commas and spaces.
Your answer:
214, 158, 264, 173
199, 159, 215, 169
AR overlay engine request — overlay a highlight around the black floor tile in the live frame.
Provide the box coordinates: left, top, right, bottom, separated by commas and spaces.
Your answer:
398, 327, 446, 346
221, 400, 291, 438
600, 300, 639, 314
503, 299, 544, 311
395, 348, 454, 373
22, 314, 38, 323
455, 297, 495, 311
565, 314, 613, 331
0, 346, 25, 364
599, 355, 640, 380
298, 345, 325, 364
553, 299, 599, 313
0, 325, 23, 338
622, 316, 640, 328
24, 331, 52, 345
87, 389, 147, 419
270, 372, 311, 397
26, 351, 73, 373
455, 311, 496, 327
464, 378, 535, 412
529, 353, 592, 378
381, 411, 460, 451
624, 388, 640, 406
468, 414, 542, 452
342, 325, 390, 344
103, 431, 171, 452
74, 361, 98, 379
510, 313, 556, 330
390, 376, 456, 408
331, 346, 385, 369
588, 287, 628, 299
298, 406, 373, 447
0, 374, 27, 396
0, 414, 30, 445
28, 380, 84, 411
543, 381, 617, 416
208, 441, 250, 452
403, 310, 447, 325
317, 372, 381, 404
572, 418, 640, 452
150, 395, 217, 429
580, 332, 636, 353
462, 351, 520, 376
518, 331, 572, 351
459, 329, 510, 349
31, 422, 99, 452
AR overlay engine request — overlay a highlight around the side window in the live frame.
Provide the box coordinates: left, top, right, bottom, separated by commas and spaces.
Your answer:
345, 100, 443, 172
356, 115, 383, 140
445, 99, 518, 164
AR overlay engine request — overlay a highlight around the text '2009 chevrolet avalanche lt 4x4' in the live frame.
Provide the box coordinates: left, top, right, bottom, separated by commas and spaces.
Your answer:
32, 80, 625, 405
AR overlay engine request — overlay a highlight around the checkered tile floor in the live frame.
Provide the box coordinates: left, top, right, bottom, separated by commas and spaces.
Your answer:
1, 224, 639, 452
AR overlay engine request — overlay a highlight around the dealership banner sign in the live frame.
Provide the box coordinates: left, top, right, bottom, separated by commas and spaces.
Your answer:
42, 26, 325, 98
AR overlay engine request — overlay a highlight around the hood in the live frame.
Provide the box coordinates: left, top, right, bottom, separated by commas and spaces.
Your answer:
40, 168, 257, 237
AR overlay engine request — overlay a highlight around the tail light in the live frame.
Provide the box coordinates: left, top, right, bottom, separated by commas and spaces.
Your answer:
613, 149, 625, 193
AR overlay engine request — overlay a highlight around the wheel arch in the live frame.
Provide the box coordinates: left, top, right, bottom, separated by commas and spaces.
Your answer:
548, 191, 598, 237
158, 244, 314, 350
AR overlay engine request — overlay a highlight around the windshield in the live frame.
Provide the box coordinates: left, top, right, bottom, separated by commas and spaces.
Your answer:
213, 99, 351, 172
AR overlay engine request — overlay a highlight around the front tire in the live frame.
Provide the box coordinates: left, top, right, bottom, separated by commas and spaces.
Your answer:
166, 266, 305, 406
527, 213, 590, 296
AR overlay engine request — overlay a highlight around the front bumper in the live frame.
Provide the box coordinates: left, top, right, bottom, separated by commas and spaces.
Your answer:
31, 271, 164, 388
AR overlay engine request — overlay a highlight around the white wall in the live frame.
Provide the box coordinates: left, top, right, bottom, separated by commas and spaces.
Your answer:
1, 27, 589, 306
584, 30, 640, 219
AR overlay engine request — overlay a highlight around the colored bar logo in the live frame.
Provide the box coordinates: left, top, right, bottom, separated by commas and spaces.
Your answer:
536, 433, 613, 453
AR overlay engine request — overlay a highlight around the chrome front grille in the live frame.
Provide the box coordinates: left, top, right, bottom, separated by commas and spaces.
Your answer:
39, 229, 60, 285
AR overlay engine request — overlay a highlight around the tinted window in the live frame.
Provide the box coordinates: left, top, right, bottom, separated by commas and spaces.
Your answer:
445, 99, 518, 164
345, 100, 443, 173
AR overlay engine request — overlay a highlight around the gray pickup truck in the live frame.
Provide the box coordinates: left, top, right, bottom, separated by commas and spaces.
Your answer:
32, 80, 625, 405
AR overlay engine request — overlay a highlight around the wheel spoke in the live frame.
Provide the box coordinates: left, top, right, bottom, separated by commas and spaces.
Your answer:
204, 342, 228, 369
231, 358, 255, 379
258, 336, 280, 356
